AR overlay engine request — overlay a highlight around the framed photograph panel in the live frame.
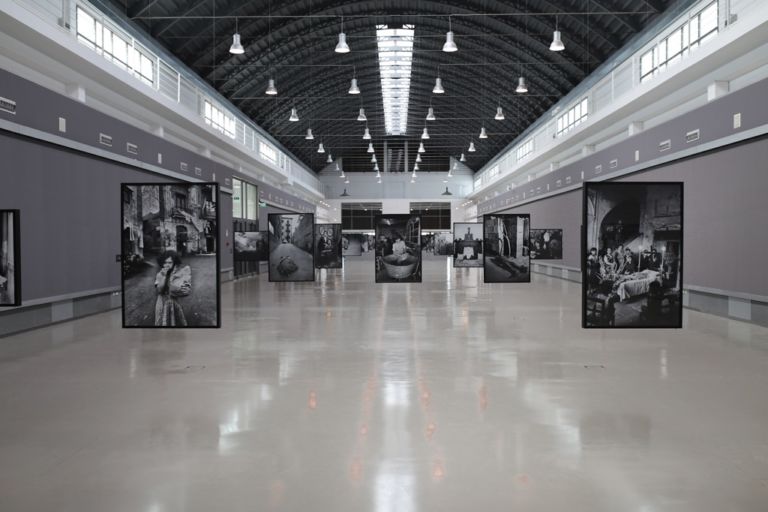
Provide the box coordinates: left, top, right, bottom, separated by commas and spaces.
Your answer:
375, 215, 421, 283
453, 222, 483, 268
483, 214, 531, 283
268, 213, 315, 282
315, 224, 343, 269
530, 229, 563, 260
582, 181, 683, 328
121, 183, 220, 328
234, 231, 268, 262
342, 233, 365, 256
0, 210, 21, 307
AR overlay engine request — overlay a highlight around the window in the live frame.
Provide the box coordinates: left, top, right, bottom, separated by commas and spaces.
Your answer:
232, 178, 243, 218
259, 141, 278, 163
516, 139, 534, 162
488, 165, 500, 181
76, 7, 156, 87
246, 183, 258, 220
203, 100, 236, 139
341, 203, 383, 230
556, 98, 588, 137
474, 178, 482, 191
174, 193, 187, 210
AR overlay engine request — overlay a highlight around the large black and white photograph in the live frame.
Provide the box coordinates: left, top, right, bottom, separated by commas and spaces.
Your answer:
483, 214, 530, 283
234, 231, 268, 262
0, 210, 21, 306
583, 182, 683, 328
315, 223, 343, 269
375, 215, 421, 283
453, 222, 483, 268
121, 183, 220, 328
342, 233, 366, 256
268, 213, 315, 281
432, 232, 454, 256
530, 229, 563, 260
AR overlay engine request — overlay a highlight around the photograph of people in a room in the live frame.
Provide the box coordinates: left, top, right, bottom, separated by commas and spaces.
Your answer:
121, 183, 219, 328
453, 222, 483, 267
530, 229, 563, 260
583, 181, 683, 328
0, 210, 21, 306
342, 233, 365, 256
375, 215, 421, 283
268, 213, 315, 281
234, 231, 268, 262
315, 224, 342, 269
483, 214, 531, 283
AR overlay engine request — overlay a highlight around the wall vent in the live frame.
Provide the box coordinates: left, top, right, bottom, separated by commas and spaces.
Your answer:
635, 150, 640, 162
659, 139, 671, 152
194, 167, 202, 176
685, 129, 700, 143
609, 159, 618, 169
595, 164, 603, 174
99, 133, 112, 147
733, 113, 742, 129
157, 153, 163, 164
58, 117, 66, 133
126, 143, 138, 155
180, 162, 188, 172
0, 96, 17, 115
565, 176, 572, 185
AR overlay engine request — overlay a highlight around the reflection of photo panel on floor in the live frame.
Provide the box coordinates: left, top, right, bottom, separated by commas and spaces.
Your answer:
234, 231, 268, 262
375, 215, 422, 283
315, 224, 343, 269
0, 210, 21, 306
453, 222, 483, 268
530, 228, 563, 260
121, 183, 220, 328
483, 214, 530, 283
583, 181, 683, 329
268, 213, 315, 282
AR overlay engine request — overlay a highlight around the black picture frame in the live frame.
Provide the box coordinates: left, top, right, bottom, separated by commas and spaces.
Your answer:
0, 209, 22, 307
120, 183, 221, 328
482, 214, 531, 283
315, 223, 343, 269
374, 214, 422, 283
530, 228, 563, 260
581, 181, 684, 329
268, 213, 316, 282
452, 222, 483, 268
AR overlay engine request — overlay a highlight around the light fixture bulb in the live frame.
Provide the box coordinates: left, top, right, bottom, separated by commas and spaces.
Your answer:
371, 154, 377, 163
426, 107, 436, 121
421, 127, 430, 140
357, 108, 367, 121
479, 126, 488, 139
335, 32, 350, 53
415, 154, 422, 163
317, 142, 325, 153
460, 152, 466, 162
367, 142, 374, 153
229, 33, 244, 54
495, 106, 505, 120
414, 163, 420, 171
433, 77, 445, 94
327, 154, 333, 163
418, 142, 425, 153
289, 107, 299, 122
305, 128, 314, 140
516, 76, 528, 94
363, 127, 371, 140
468, 141, 476, 152
411, 170, 417, 178
349, 77, 360, 95
265, 78, 278, 95
550, 30, 565, 52
374, 165, 380, 173
443, 31, 458, 52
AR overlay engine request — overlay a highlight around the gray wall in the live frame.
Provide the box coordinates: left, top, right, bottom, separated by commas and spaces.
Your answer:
0, 131, 233, 303
502, 137, 768, 297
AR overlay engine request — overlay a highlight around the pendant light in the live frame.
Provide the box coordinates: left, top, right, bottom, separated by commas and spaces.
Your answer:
371, 154, 377, 163
363, 127, 371, 140
317, 142, 325, 153
495, 105, 505, 120
367, 142, 375, 153
516, 76, 528, 94
433, 76, 445, 94
468, 141, 476, 152
414, 163, 420, 171
441, 187, 453, 196
305, 127, 314, 140
550, 17, 565, 52
289, 107, 299, 122
229, 33, 244, 55
357, 107, 367, 121
418, 142, 426, 153
336, 163, 340, 171
460, 152, 466, 162
345, 177, 350, 184
411, 169, 417, 178
443, 17, 458, 52
421, 126, 430, 139
415, 153, 422, 163
327, 153, 333, 163
349, 68, 360, 94
426, 107, 436, 121
479, 126, 488, 139
374, 164, 380, 173
340, 188, 350, 197
265, 78, 278, 95
335, 16, 350, 53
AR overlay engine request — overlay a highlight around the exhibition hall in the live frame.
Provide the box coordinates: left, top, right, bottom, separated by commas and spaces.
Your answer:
1, 0, 767, 510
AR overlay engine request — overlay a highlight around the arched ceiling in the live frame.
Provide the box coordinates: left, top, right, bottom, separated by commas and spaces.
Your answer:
109, 0, 674, 173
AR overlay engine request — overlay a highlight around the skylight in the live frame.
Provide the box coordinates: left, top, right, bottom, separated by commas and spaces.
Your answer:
376, 24, 414, 136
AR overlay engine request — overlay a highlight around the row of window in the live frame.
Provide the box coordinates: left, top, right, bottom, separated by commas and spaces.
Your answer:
556, 98, 589, 137
640, 2, 718, 83
232, 178, 259, 220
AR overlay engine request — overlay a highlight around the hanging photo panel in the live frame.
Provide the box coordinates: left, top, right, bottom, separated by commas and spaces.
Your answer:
315, 224, 343, 269
483, 214, 531, 283
0, 210, 21, 307
268, 213, 315, 282
583, 181, 683, 328
342, 233, 366, 256
375, 215, 422, 283
121, 183, 220, 328
453, 222, 483, 267
234, 231, 268, 262
530, 229, 563, 260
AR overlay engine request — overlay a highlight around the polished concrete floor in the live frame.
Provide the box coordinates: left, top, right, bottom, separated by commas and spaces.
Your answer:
1, 257, 768, 512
